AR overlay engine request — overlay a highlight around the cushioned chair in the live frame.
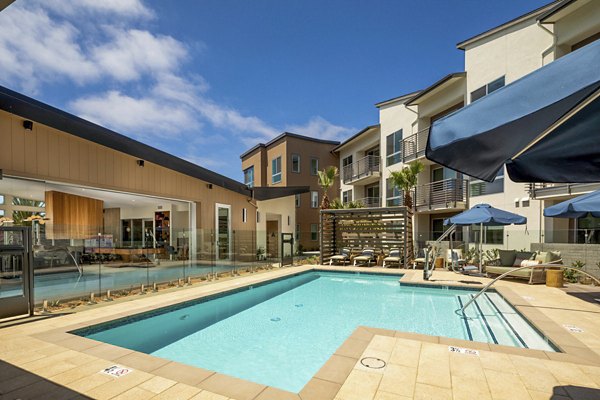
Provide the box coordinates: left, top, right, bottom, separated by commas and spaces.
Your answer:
353, 249, 376, 267
383, 248, 401, 268
485, 250, 562, 284
329, 248, 351, 265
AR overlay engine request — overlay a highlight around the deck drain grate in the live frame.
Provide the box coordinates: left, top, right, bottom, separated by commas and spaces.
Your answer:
360, 357, 386, 369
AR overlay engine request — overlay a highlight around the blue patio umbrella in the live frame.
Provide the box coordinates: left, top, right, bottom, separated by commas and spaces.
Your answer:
444, 204, 527, 272
427, 38, 600, 183
544, 189, 600, 218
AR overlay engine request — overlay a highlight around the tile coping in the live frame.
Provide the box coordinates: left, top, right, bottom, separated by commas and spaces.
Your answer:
27, 265, 600, 400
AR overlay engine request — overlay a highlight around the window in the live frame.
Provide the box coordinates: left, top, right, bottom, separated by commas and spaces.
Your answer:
0, 195, 4, 205
242, 208, 247, 223
471, 76, 505, 102
470, 169, 504, 196
295, 194, 301, 208
342, 155, 353, 168
386, 178, 402, 206
272, 156, 282, 184
310, 158, 319, 175
256, 211, 260, 223
287, 215, 291, 226
310, 223, 319, 241
522, 198, 530, 207
386, 130, 402, 166
243, 166, 254, 188
296, 224, 300, 240
0, 210, 4, 217
342, 190, 352, 204
311, 191, 319, 208
291, 154, 300, 173
473, 225, 504, 245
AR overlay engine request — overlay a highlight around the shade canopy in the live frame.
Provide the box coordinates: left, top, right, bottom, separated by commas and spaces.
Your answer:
444, 204, 527, 226
544, 189, 600, 219
427, 38, 600, 183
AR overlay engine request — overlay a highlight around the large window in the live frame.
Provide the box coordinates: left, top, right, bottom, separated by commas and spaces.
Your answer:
386, 130, 402, 166
243, 166, 254, 188
272, 156, 282, 184
472, 225, 504, 245
386, 178, 402, 206
311, 191, 319, 208
470, 169, 504, 196
342, 190, 352, 204
310, 158, 319, 175
342, 155, 353, 168
0, 195, 4, 204
291, 154, 300, 173
310, 223, 319, 241
471, 76, 505, 102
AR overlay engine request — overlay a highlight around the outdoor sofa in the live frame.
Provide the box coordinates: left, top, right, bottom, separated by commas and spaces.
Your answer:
485, 250, 562, 284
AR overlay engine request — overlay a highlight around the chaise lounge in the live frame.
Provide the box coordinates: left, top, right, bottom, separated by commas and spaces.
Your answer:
485, 250, 562, 284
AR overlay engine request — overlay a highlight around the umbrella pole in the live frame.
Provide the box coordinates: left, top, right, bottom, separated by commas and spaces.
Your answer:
479, 222, 483, 273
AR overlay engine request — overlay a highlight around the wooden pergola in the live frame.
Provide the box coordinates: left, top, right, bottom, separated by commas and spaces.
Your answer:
320, 207, 410, 267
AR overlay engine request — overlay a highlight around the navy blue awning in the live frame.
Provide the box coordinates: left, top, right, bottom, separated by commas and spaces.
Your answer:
427, 39, 600, 183
444, 204, 527, 226
544, 189, 600, 218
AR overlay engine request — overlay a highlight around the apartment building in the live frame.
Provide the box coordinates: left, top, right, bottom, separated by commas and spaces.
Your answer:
339, 0, 600, 251
241, 133, 339, 252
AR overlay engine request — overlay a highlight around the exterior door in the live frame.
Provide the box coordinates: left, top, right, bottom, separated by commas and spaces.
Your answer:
215, 204, 231, 260
0, 227, 33, 319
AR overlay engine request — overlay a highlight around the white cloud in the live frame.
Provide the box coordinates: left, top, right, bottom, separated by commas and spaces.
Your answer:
47, 0, 154, 19
70, 90, 200, 140
93, 29, 188, 81
286, 116, 354, 141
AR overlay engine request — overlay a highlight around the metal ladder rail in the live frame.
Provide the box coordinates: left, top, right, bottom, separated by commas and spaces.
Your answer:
457, 265, 600, 315
423, 224, 457, 280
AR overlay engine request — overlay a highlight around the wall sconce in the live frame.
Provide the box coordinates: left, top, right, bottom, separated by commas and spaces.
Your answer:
23, 120, 33, 130
136, 160, 145, 167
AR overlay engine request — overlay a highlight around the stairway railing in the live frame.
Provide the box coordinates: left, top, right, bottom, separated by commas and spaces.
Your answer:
423, 224, 457, 280
457, 265, 600, 315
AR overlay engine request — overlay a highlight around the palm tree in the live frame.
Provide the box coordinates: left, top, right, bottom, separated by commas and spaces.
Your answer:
317, 166, 339, 209
388, 160, 424, 262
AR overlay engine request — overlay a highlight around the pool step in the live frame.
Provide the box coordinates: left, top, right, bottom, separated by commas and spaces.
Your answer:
456, 293, 554, 351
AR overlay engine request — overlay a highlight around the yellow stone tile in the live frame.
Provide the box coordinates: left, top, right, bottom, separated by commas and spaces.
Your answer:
451, 375, 491, 400
111, 386, 156, 400
84, 370, 153, 400
478, 351, 514, 372
543, 360, 598, 387
449, 352, 486, 382
389, 343, 421, 367
416, 352, 451, 389
67, 372, 114, 393
367, 335, 397, 353
138, 375, 177, 394
378, 364, 416, 398
413, 383, 452, 400
373, 391, 411, 400
484, 369, 531, 400
336, 369, 381, 400
152, 383, 203, 400
190, 390, 230, 400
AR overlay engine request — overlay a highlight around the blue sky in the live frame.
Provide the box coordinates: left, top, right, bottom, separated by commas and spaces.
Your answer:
0, 0, 550, 180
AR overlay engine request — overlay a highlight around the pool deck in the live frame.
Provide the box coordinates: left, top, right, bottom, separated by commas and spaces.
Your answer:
1, 265, 599, 400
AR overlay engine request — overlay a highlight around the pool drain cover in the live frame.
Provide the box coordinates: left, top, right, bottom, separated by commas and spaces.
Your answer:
360, 357, 386, 369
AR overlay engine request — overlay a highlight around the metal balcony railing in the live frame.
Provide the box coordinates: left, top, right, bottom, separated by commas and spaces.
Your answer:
413, 178, 469, 210
342, 155, 380, 184
402, 128, 428, 162
527, 182, 600, 199
352, 197, 381, 208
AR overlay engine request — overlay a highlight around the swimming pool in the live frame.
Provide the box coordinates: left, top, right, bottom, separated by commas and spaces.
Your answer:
75, 271, 555, 393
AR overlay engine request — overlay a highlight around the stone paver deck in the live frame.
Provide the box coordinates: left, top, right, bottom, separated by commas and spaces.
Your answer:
1, 265, 599, 400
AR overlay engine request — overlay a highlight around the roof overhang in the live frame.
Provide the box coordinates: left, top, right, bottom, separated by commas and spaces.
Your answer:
406, 73, 466, 106
331, 124, 380, 153
0, 0, 15, 12
240, 132, 339, 160
374, 90, 421, 108
253, 186, 310, 201
538, 0, 588, 23
0, 85, 253, 197
456, 1, 561, 50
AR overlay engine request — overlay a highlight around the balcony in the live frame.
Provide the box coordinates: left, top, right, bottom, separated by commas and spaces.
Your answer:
413, 178, 469, 212
351, 197, 381, 208
528, 183, 600, 199
402, 128, 428, 163
342, 155, 380, 185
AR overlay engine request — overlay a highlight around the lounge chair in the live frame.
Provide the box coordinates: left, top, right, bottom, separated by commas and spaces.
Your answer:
353, 249, 376, 267
329, 248, 351, 265
383, 248, 401, 268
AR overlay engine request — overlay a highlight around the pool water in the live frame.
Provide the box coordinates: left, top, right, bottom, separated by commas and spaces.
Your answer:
76, 271, 555, 393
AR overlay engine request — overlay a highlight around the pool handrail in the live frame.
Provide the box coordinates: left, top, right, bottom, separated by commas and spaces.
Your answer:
457, 265, 600, 315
